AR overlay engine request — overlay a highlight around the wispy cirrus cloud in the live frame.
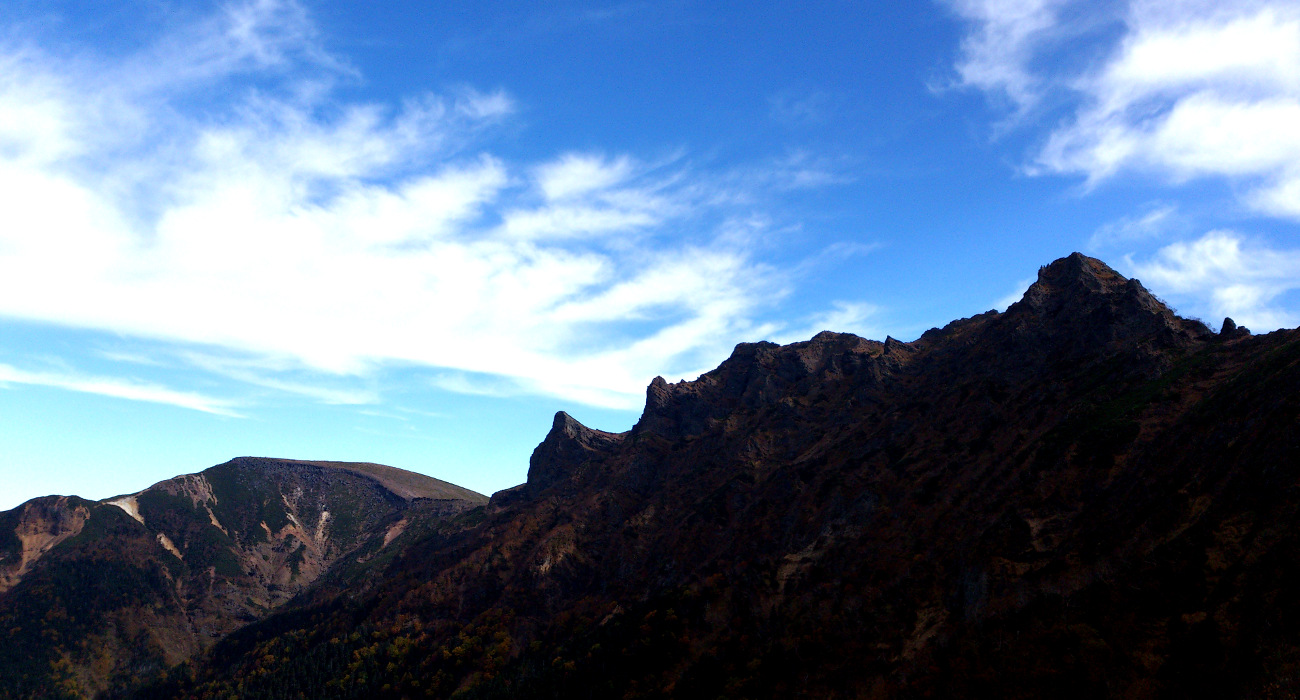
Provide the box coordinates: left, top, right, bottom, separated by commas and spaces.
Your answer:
0, 0, 859, 411
768, 90, 836, 127
945, 0, 1074, 113
0, 363, 241, 417
1087, 203, 1181, 250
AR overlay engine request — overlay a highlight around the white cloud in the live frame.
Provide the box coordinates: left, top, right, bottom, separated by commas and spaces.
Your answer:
768, 91, 834, 127
0, 0, 852, 411
177, 351, 379, 405
1129, 229, 1300, 330
767, 150, 855, 191
951, 0, 1300, 218
1096, 2, 1300, 98
1087, 203, 1179, 250
129, 0, 336, 89
0, 363, 241, 416
535, 153, 634, 201
946, 0, 1072, 112
452, 89, 514, 120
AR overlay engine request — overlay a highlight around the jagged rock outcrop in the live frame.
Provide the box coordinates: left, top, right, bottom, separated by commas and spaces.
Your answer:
634, 331, 889, 440
525, 412, 626, 494
1221, 316, 1252, 339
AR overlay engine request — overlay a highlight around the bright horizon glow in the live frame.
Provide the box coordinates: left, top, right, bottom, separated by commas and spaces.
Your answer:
2, 0, 1299, 510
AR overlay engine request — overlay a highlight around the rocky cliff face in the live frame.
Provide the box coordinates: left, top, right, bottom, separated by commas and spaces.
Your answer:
0, 458, 485, 698
0, 496, 91, 595
525, 411, 627, 495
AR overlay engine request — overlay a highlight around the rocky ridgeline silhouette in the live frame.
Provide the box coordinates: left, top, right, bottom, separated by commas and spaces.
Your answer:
3, 253, 1296, 700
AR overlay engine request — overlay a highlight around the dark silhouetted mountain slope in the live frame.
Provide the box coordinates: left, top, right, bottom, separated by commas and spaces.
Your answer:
11, 253, 1300, 700
146, 253, 1300, 700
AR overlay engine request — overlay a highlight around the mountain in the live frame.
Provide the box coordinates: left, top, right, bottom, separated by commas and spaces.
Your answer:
7, 252, 1300, 699
0, 458, 486, 698
135, 253, 1300, 700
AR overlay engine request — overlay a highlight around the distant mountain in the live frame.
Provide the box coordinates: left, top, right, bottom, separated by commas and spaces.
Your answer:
0, 458, 485, 698
9, 252, 1300, 699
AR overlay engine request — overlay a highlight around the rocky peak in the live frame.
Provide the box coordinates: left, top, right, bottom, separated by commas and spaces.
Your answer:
1036, 251, 1123, 290
1004, 252, 1212, 354
526, 412, 627, 493
1017, 253, 1154, 315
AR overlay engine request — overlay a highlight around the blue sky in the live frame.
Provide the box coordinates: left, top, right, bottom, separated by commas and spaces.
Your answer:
3, 0, 1300, 510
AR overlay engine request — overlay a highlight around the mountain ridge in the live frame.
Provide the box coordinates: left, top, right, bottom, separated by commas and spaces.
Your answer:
5, 252, 1298, 699
134, 252, 1300, 700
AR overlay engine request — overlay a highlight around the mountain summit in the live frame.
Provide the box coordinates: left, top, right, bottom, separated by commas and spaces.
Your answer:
1006, 252, 1213, 354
